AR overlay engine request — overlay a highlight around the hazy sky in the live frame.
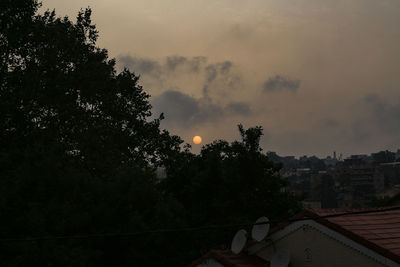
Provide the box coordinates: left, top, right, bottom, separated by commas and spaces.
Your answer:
42, 0, 400, 157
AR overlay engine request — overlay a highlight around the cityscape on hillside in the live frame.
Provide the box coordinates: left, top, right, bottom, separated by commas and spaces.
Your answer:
267, 150, 400, 209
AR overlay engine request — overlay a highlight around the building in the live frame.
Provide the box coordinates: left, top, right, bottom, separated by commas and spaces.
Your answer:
191, 207, 400, 267
334, 167, 384, 207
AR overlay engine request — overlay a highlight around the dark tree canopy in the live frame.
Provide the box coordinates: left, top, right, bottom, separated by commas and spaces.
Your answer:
161, 124, 301, 256
0, 1, 301, 266
1, 1, 181, 177
1, 2, 185, 266
163, 124, 300, 224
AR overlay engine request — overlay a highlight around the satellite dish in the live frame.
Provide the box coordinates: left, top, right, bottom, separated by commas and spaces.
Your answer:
271, 250, 291, 267
251, 216, 270, 241
231, 229, 247, 254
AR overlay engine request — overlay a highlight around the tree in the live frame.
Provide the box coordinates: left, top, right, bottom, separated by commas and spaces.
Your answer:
1, 2, 180, 176
162, 124, 301, 259
1, 1, 185, 266
0, 2, 301, 265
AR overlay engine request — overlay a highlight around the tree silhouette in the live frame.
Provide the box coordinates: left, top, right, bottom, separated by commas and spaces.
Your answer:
1, 1, 185, 266
0, 2, 300, 266
162, 124, 301, 258
1, 3, 181, 176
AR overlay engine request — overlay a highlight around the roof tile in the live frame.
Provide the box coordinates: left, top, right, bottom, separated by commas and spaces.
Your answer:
309, 206, 400, 263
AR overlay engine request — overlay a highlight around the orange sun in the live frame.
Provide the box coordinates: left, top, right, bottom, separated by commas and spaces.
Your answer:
193, 136, 202, 145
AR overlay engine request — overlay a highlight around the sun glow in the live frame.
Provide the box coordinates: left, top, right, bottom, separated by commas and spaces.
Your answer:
193, 136, 202, 145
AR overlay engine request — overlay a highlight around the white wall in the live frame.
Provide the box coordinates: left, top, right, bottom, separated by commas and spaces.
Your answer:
256, 224, 386, 267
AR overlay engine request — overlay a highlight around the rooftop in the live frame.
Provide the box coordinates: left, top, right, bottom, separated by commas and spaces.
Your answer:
192, 206, 400, 266
308, 207, 400, 260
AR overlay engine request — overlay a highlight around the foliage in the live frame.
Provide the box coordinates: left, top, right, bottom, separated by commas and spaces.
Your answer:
162, 124, 301, 259
0, 1, 301, 266
1, 2, 179, 176
1, 1, 185, 266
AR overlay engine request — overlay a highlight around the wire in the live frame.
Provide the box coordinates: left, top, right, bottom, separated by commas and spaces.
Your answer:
1, 206, 399, 242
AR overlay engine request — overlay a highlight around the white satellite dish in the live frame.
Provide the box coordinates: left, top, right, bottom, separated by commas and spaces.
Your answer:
251, 216, 270, 241
231, 229, 247, 254
271, 250, 291, 267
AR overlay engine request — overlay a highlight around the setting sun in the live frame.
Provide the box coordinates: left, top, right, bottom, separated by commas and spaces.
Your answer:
193, 136, 202, 145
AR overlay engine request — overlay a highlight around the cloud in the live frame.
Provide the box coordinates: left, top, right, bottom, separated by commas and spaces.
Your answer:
350, 119, 371, 142
117, 55, 161, 75
117, 55, 235, 85
317, 118, 340, 128
364, 94, 385, 112
262, 75, 300, 93
205, 65, 218, 83
151, 90, 251, 128
118, 55, 241, 103
218, 61, 233, 74
163, 56, 210, 73
344, 93, 400, 146
118, 55, 214, 76
204, 61, 233, 82
362, 94, 400, 134
227, 24, 254, 41
226, 102, 252, 116
202, 61, 234, 97
151, 90, 222, 127
165, 56, 188, 71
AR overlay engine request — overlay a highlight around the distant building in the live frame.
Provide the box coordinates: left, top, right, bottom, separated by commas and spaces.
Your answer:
324, 156, 338, 167
379, 162, 400, 187
334, 167, 384, 207
343, 154, 370, 167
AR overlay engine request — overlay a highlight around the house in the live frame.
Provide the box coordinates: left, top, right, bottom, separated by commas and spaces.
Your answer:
190, 207, 400, 267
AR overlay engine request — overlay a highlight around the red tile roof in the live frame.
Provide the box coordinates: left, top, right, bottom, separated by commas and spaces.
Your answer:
309, 207, 400, 261
191, 207, 400, 266
189, 249, 269, 267
272, 206, 400, 264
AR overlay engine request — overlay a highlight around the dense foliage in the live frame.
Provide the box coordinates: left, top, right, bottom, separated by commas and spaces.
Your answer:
0, 1, 301, 266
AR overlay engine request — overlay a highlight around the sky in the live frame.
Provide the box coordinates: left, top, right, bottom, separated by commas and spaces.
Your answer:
41, 0, 400, 157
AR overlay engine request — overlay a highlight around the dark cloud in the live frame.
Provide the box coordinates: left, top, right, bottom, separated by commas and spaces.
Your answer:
152, 90, 222, 127
152, 90, 200, 124
204, 61, 233, 82
317, 118, 340, 128
117, 55, 160, 75
348, 94, 400, 144
118, 55, 247, 128
202, 61, 234, 97
165, 56, 209, 73
227, 24, 254, 41
166, 56, 188, 71
152, 90, 250, 128
350, 119, 371, 142
363, 94, 400, 134
189, 56, 207, 72
205, 65, 218, 83
263, 75, 300, 93
118, 56, 240, 102
226, 102, 252, 116
117, 56, 234, 87
364, 93, 385, 112
218, 61, 233, 74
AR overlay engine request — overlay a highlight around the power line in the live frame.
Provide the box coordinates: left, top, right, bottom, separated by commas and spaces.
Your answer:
1, 206, 399, 243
